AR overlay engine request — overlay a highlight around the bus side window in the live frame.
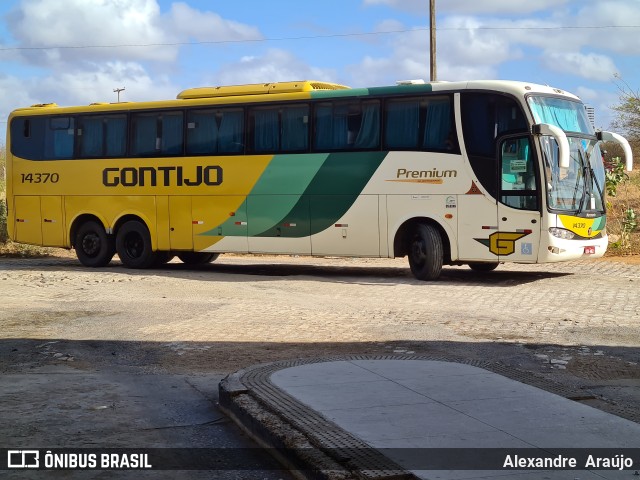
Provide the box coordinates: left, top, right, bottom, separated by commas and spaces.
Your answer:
217, 109, 244, 153
250, 104, 309, 153
281, 105, 309, 151
161, 112, 184, 155
132, 113, 159, 156
500, 136, 538, 210
384, 96, 456, 152
10, 117, 46, 160
385, 99, 419, 149
131, 111, 184, 156
187, 108, 244, 155
315, 101, 380, 151
315, 103, 349, 150
78, 115, 127, 158
46, 117, 75, 159
422, 96, 456, 152
461, 93, 528, 199
251, 106, 280, 152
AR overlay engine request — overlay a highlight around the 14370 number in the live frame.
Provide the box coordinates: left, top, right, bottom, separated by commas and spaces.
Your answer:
20, 173, 59, 183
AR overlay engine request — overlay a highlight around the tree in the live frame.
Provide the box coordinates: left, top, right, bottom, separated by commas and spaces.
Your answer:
610, 75, 640, 159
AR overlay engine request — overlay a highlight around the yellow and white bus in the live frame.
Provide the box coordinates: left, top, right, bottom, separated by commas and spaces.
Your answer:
5, 80, 633, 280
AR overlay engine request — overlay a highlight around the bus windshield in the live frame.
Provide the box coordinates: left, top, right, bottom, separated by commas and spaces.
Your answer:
540, 135, 606, 214
527, 96, 594, 134
528, 95, 605, 214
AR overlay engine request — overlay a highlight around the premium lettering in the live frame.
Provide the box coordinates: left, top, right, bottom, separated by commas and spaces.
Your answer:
397, 168, 457, 179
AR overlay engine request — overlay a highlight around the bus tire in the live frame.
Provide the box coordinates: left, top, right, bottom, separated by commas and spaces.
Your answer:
468, 262, 499, 272
74, 221, 115, 268
177, 252, 219, 265
408, 223, 443, 281
116, 220, 157, 269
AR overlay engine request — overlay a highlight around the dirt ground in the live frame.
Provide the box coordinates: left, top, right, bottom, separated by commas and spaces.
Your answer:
1, 251, 639, 475
1, 251, 639, 388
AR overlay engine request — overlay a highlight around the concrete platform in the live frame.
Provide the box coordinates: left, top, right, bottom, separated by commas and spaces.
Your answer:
219, 357, 640, 480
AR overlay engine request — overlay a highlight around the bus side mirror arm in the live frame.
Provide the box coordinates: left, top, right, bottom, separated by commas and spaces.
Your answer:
597, 131, 633, 172
532, 123, 570, 169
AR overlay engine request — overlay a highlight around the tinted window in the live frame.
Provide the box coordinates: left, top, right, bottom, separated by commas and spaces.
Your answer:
10, 117, 46, 160
384, 96, 456, 152
315, 101, 380, 151
78, 115, 127, 158
461, 93, 528, 198
250, 104, 309, 153
46, 117, 75, 159
462, 93, 527, 158
187, 108, 244, 155
500, 136, 538, 210
131, 111, 183, 156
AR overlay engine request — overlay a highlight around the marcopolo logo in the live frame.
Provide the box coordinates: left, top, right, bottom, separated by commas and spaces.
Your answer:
474, 231, 531, 256
8, 450, 39, 469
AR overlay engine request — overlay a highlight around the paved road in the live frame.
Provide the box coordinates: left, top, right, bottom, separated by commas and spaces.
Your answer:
1, 254, 639, 476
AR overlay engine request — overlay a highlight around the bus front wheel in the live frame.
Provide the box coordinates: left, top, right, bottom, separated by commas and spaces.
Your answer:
177, 252, 219, 265
116, 221, 157, 269
408, 223, 443, 281
75, 221, 115, 268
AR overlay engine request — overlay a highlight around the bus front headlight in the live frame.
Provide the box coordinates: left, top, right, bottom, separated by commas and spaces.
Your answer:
549, 227, 575, 240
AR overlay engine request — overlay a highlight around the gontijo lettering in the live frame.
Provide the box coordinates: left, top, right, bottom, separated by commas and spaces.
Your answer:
103, 165, 222, 187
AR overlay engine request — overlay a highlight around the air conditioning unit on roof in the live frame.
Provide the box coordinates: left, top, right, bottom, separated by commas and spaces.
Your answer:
396, 79, 426, 85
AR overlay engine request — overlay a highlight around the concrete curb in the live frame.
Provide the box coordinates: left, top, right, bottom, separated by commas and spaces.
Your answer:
219, 362, 416, 480
218, 355, 639, 479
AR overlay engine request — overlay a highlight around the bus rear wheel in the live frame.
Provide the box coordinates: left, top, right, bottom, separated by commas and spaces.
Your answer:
468, 262, 499, 272
407, 223, 443, 281
74, 221, 115, 268
116, 220, 157, 269
177, 252, 219, 265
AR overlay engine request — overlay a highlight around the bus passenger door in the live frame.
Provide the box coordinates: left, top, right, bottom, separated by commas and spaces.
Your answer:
497, 136, 541, 262
14, 196, 42, 245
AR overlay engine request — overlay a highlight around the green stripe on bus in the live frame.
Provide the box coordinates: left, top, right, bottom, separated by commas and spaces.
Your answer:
306, 151, 387, 235
310, 88, 372, 99
249, 154, 328, 195
200, 154, 327, 237
367, 84, 433, 96
200, 151, 388, 238
592, 216, 606, 231
245, 154, 327, 236
309, 84, 434, 100
254, 151, 388, 237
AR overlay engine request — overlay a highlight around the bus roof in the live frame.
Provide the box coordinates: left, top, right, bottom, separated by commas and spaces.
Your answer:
8, 79, 582, 117
176, 80, 350, 99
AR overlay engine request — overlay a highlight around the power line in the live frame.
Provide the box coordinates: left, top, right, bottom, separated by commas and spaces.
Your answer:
0, 25, 639, 52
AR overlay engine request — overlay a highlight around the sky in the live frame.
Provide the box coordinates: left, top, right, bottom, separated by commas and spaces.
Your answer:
0, 0, 639, 137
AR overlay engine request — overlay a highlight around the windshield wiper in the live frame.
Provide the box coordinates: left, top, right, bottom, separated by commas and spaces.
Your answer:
588, 165, 604, 212
574, 150, 589, 214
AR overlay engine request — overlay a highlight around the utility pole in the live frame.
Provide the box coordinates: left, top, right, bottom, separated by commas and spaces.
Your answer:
113, 87, 125, 103
430, 0, 437, 82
